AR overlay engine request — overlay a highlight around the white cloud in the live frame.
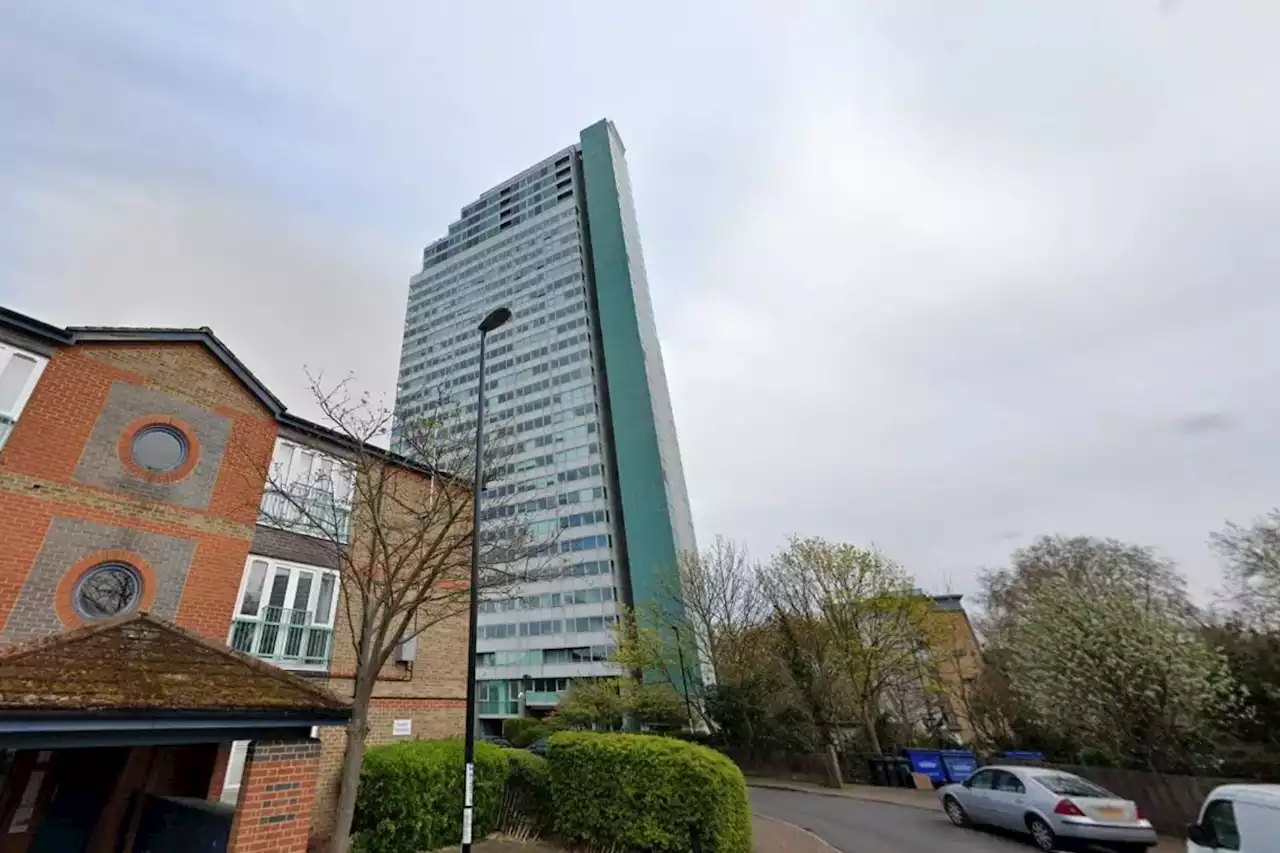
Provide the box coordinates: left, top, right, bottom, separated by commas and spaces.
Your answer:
6, 176, 405, 422
4, 1, 1280, 604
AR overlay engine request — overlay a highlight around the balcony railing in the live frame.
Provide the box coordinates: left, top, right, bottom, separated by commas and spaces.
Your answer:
230, 606, 332, 669
478, 700, 519, 717
259, 483, 350, 543
523, 691, 563, 708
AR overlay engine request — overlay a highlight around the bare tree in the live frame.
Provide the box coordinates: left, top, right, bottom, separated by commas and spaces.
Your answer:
1212, 509, 1280, 630
610, 537, 765, 730
250, 376, 550, 853
677, 537, 767, 687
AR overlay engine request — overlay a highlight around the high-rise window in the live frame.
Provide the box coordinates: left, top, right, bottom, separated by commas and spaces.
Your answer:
393, 122, 697, 725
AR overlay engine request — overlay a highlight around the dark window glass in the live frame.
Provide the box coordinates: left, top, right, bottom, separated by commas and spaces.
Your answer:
966, 770, 995, 790
75, 563, 141, 619
1033, 774, 1113, 798
1202, 801, 1240, 851
993, 771, 1025, 794
239, 560, 267, 616
131, 425, 188, 472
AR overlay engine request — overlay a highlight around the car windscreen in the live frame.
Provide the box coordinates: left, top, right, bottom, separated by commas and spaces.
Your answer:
1033, 774, 1114, 798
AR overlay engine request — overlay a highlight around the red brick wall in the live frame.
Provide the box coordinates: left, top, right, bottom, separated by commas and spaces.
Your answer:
0, 342, 278, 643
308, 698, 465, 845
0, 492, 55, 636
227, 739, 321, 853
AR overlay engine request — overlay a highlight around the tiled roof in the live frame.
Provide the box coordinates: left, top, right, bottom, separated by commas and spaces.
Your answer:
0, 613, 349, 714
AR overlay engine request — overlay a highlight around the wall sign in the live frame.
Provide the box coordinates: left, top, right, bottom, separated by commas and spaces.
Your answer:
393, 719, 412, 736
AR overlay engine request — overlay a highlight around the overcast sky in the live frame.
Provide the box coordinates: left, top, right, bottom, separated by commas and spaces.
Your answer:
3, 1, 1277, 602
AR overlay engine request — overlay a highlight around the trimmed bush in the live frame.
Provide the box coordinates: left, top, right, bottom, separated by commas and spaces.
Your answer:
547, 731, 752, 853
501, 748, 553, 829
502, 716, 550, 748
353, 738, 505, 853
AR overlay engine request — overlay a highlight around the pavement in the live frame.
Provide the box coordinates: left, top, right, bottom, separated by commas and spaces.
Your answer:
753, 813, 840, 853
748, 780, 1183, 853
462, 815, 839, 853
466, 842, 564, 853
748, 776, 944, 810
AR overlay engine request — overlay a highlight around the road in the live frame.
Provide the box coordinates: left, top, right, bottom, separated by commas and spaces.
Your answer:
749, 786, 1035, 853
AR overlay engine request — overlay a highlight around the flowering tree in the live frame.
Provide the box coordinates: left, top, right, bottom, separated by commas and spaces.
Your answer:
980, 534, 1192, 638
1003, 578, 1241, 768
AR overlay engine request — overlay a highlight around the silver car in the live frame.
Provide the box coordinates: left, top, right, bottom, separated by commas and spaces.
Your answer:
938, 765, 1158, 852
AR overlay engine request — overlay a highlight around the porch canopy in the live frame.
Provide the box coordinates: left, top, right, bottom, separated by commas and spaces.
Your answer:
0, 613, 350, 749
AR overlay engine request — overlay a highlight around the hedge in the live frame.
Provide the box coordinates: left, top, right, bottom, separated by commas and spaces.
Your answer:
501, 748, 553, 829
547, 732, 752, 853
352, 738, 505, 853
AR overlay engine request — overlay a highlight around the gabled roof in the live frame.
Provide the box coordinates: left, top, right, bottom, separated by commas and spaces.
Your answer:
65, 324, 286, 416
0, 613, 348, 718
0, 305, 461, 485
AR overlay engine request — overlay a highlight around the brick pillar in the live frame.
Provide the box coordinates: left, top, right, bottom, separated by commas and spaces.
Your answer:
207, 743, 232, 803
227, 738, 321, 853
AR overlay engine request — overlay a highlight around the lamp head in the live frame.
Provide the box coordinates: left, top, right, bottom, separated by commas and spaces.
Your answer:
479, 307, 512, 333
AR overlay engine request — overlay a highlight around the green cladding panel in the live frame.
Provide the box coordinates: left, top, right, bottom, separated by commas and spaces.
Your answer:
579, 120, 697, 682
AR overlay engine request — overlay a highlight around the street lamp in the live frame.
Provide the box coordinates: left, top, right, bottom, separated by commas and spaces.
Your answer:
461, 306, 511, 853
672, 623, 695, 732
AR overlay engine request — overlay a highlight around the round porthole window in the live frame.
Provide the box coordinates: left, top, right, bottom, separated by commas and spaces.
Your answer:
130, 425, 188, 473
74, 563, 142, 620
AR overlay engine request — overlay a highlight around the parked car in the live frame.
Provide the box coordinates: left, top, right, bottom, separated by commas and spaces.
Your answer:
481, 735, 514, 749
1186, 784, 1280, 853
526, 737, 549, 756
938, 765, 1157, 852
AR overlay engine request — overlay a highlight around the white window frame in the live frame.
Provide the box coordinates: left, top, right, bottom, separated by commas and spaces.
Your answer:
0, 343, 48, 449
229, 554, 340, 670
233, 554, 340, 626
260, 438, 355, 541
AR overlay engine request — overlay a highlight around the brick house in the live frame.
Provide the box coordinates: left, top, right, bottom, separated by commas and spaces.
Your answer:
0, 307, 469, 852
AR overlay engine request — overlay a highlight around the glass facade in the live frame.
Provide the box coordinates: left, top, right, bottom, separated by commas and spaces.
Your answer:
393, 120, 696, 725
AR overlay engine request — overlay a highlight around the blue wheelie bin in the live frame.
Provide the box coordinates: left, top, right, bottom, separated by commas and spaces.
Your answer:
939, 749, 978, 784
901, 748, 946, 788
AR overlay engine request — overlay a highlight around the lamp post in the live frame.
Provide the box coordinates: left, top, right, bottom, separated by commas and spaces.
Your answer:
461, 306, 511, 853
672, 623, 695, 732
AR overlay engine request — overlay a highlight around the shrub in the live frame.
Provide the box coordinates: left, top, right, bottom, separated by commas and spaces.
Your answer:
353, 738, 505, 853
501, 748, 553, 829
547, 731, 752, 853
503, 716, 550, 748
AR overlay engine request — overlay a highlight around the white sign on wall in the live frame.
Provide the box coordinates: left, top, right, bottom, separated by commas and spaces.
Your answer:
393, 718, 412, 737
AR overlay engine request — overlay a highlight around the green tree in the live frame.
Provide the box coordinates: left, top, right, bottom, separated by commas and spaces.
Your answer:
764, 537, 944, 756
1203, 619, 1280, 749
627, 682, 689, 729
546, 679, 625, 730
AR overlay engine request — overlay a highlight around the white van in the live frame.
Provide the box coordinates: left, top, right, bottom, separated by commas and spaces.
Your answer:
1187, 784, 1280, 852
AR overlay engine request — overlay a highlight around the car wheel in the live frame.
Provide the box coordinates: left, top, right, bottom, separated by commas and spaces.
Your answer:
1026, 816, 1056, 852
943, 796, 971, 828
